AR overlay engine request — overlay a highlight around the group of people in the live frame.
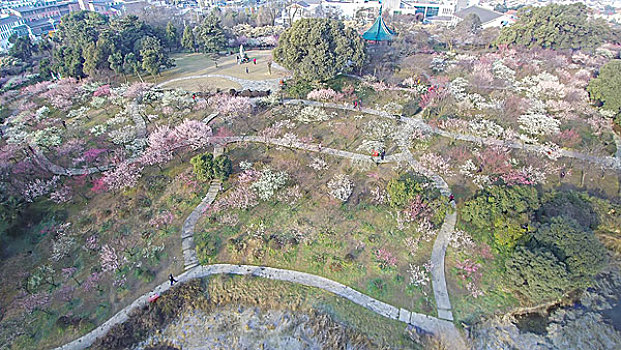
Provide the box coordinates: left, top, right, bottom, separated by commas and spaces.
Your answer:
236, 54, 258, 74
371, 149, 386, 161
353, 100, 362, 109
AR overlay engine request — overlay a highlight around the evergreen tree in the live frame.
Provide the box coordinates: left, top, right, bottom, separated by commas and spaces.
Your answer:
274, 18, 365, 81
588, 60, 621, 125
195, 14, 227, 54
165, 21, 179, 51
496, 3, 611, 50
140, 36, 164, 80
181, 26, 196, 52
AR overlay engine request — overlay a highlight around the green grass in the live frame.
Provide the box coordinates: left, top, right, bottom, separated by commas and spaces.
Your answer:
195, 145, 436, 313
130, 50, 288, 87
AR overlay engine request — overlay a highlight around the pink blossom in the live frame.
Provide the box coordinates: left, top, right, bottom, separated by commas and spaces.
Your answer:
455, 258, 480, 280
22, 81, 53, 95
174, 119, 213, 150
374, 248, 398, 269
50, 186, 72, 203
307, 88, 340, 102
41, 78, 81, 111
101, 161, 143, 191
149, 211, 175, 228
85, 235, 99, 250
93, 84, 111, 97
19, 292, 50, 312
83, 148, 108, 163
403, 195, 433, 223
478, 148, 511, 174
91, 177, 108, 193
123, 82, 153, 100
82, 272, 101, 292
193, 98, 208, 111
61, 267, 77, 281
553, 129, 581, 148
209, 93, 252, 117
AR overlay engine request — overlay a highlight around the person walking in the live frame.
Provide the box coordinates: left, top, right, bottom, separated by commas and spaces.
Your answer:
245, 67, 249, 74
380, 149, 385, 160
253, 58, 257, 65
236, 55, 240, 64
169, 273, 178, 286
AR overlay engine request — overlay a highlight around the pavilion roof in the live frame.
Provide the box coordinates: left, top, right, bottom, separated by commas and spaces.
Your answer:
362, 6, 395, 41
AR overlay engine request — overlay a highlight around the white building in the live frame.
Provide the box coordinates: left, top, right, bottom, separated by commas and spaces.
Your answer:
453, 5, 512, 28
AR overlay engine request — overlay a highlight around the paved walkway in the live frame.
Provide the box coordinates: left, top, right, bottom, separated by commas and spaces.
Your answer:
181, 146, 224, 270
401, 148, 455, 321
128, 100, 147, 139
54, 133, 468, 350
284, 99, 621, 171
55, 264, 466, 350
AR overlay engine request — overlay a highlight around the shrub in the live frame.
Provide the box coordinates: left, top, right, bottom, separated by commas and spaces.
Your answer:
190, 153, 232, 181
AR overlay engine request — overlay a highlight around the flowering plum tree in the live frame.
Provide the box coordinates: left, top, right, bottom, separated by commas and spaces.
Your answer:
101, 162, 143, 191
209, 93, 252, 118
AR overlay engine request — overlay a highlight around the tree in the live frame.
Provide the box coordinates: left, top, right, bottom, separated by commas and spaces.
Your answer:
588, 60, 621, 124
165, 21, 178, 51
108, 51, 124, 79
195, 14, 227, 54
39, 58, 52, 80
122, 52, 142, 82
505, 245, 569, 303
181, 26, 196, 52
453, 13, 482, 47
273, 18, 365, 81
531, 217, 606, 286
505, 217, 607, 303
8, 35, 34, 61
496, 3, 611, 50
140, 36, 165, 80
191, 153, 231, 181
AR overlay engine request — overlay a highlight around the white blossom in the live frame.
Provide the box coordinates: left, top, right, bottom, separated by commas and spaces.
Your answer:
518, 113, 560, 136
327, 174, 354, 202
250, 167, 288, 200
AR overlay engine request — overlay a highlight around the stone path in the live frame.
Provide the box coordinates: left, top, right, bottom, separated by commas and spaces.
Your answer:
401, 148, 455, 321
55, 131, 469, 350
213, 135, 403, 164
285, 99, 621, 171
181, 146, 224, 270
158, 74, 282, 92
55, 264, 466, 350
128, 100, 147, 139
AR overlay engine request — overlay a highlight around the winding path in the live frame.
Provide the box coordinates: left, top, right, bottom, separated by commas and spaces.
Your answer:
54, 131, 468, 350
401, 148, 456, 321
55, 264, 466, 350
284, 99, 621, 171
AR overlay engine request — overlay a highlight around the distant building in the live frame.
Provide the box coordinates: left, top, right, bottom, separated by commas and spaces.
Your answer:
0, 0, 141, 52
453, 5, 512, 28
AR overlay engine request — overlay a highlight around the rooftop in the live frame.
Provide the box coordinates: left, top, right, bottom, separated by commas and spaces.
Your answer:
454, 5, 504, 24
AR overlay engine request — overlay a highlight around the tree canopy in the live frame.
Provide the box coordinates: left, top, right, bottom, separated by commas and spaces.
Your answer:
496, 3, 611, 50
274, 18, 365, 81
195, 14, 228, 54
506, 217, 607, 303
588, 60, 621, 123
50, 11, 174, 78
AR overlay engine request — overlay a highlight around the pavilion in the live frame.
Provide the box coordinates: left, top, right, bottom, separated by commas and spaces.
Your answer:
362, 6, 395, 43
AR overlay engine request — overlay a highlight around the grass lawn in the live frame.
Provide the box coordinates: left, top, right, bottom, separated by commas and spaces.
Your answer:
141, 50, 288, 87
163, 76, 242, 91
